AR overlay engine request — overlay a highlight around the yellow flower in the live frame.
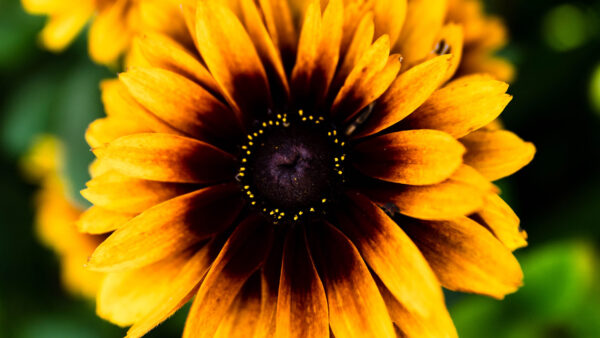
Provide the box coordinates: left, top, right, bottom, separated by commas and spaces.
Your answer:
446, 0, 515, 81
22, 135, 104, 298
82, 0, 535, 337
21, 0, 189, 65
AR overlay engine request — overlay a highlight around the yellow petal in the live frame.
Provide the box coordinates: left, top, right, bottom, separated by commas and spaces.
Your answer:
291, 0, 343, 106
373, 0, 406, 47
461, 53, 515, 83
195, 0, 271, 119
401, 74, 512, 138
87, 183, 244, 271
377, 279, 457, 338
22, 0, 77, 13
100, 80, 180, 135
308, 222, 395, 338
365, 164, 493, 220
337, 192, 444, 319
332, 35, 400, 121
132, 33, 220, 95
81, 171, 192, 214
395, 0, 447, 66
183, 215, 274, 338
88, 0, 131, 65
436, 24, 464, 82
460, 129, 535, 181
134, 0, 191, 48
214, 275, 262, 338
39, 4, 93, 51
97, 250, 193, 326
353, 129, 465, 185
85, 117, 151, 148
402, 216, 523, 299
276, 226, 328, 338
76, 206, 134, 234
354, 55, 452, 138
94, 133, 236, 184
126, 244, 218, 338
474, 194, 527, 251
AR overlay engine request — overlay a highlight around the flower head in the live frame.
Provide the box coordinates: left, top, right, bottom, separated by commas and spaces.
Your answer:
21, 0, 189, 65
82, 0, 535, 337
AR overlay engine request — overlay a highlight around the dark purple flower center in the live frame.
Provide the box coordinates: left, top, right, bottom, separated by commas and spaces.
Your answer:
237, 111, 346, 223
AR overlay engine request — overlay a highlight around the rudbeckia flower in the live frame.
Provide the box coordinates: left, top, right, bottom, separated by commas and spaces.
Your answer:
21, 0, 189, 65
23, 136, 104, 298
82, 0, 535, 337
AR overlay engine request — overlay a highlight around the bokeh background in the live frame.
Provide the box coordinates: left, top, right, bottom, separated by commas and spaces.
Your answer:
1, 0, 599, 337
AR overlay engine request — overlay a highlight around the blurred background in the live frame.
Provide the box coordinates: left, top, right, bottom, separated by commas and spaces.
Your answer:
0, 0, 599, 337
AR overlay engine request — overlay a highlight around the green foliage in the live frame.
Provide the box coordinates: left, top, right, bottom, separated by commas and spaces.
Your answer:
451, 241, 600, 338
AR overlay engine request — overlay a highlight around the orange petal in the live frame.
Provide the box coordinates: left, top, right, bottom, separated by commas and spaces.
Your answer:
81, 171, 192, 214
239, 0, 290, 100
183, 214, 274, 338
126, 243, 218, 338
94, 133, 236, 184
88, 0, 131, 65
401, 74, 512, 138
276, 226, 328, 338
87, 183, 244, 271
394, 0, 447, 66
291, 0, 343, 106
257, 0, 297, 69
354, 55, 452, 138
86, 117, 151, 149
214, 275, 262, 338
474, 194, 528, 251
460, 129, 536, 181
337, 192, 444, 319
195, 0, 271, 119
308, 222, 395, 338
338, 0, 372, 55
401, 216, 524, 299
377, 279, 457, 338
76, 206, 134, 234
353, 129, 465, 185
132, 33, 220, 95
97, 250, 193, 326
253, 232, 286, 338
365, 164, 493, 220
120, 68, 241, 142
332, 35, 400, 121
100, 79, 181, 135
333, 13, 374, 92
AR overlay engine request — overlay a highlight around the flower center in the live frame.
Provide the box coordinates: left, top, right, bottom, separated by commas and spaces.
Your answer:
237, 111, 346, 223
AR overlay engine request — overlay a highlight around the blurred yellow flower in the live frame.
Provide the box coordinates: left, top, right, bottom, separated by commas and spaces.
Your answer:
78, 0, 535, 337
21, 0, 190, 65
447, 0, 515, 82
22, 135, 104, 299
